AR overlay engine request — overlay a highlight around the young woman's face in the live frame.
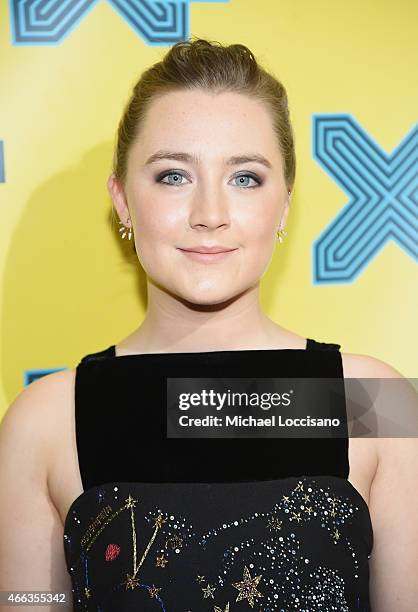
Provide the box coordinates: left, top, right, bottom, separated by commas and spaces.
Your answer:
113, 89, 290, 305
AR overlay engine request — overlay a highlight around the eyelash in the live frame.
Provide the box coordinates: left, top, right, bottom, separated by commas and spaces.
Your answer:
156, 170, 262, 189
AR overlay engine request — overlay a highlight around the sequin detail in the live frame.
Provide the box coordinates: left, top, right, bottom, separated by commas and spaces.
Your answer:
63, 475, 372, 611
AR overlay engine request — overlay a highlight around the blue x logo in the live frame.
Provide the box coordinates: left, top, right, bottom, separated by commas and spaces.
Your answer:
312, 114, 417, 284
10, 0, 229, 46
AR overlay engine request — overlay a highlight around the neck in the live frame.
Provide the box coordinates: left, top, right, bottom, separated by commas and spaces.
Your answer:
117, 281, 295, 354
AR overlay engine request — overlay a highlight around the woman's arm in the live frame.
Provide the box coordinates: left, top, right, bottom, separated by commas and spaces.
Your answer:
356, 356, 418, 611
0, 371, 73, 611
369, 435, 418, 610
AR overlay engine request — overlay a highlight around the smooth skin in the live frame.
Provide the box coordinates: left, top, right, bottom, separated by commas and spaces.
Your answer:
0, 89, 417, 611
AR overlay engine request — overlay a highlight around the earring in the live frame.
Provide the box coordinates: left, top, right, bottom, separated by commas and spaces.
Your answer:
277, 191, 291, 243
277, 228, 287, 243
118, 219, 132, 240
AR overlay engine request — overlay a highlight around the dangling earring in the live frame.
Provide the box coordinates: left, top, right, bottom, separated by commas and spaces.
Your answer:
118, 218, 132, 240
277, 190, 291, 243
277, 228, 287, 243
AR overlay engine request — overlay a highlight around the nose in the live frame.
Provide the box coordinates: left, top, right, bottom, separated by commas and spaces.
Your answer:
188, 184, 231, 231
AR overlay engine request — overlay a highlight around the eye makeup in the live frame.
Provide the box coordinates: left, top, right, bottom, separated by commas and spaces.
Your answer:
155, 169, 264, 188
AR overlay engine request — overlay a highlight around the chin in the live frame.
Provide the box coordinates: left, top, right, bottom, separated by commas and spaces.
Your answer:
177, 285, 246, 307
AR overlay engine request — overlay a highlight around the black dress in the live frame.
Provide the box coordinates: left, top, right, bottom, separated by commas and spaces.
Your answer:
63, 338, 373, 611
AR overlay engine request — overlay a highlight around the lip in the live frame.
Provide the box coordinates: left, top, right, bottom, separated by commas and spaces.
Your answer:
178, 248, 237, 263
179, 246, 237, 254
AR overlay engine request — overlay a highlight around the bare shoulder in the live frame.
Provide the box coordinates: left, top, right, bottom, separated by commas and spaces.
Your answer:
340, 351, 405, 378
340, 350, 412, 443
1, 368, 76, 479
2, 367, 76, 425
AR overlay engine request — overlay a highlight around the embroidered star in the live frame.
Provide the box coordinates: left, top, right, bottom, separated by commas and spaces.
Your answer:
153, 513, 167, 529
196, 575, 206, 583
330, 508, 337, 518
302, 493, 310, 502
291, 512, 302, 523
333, 528, 340, 542
281, 495, 290, 503
202, 583, 216, 599
305, 506, 313, 515
155, 553, 168, 567
125, 573, 140, 590
214, 603, 230, 612
232, 565, 264, 607
267, 516, 282, 531
148, 584, 161, 598
125, 494, 137, 509
84, 587, 91, 599
295, 481, 304, 491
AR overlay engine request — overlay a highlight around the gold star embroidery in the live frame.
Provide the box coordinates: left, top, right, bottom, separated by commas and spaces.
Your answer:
295, 481, 304, 491
125, 494, 137, 509
202, 583, 216, 599
214, 603, 230, 612
302, 493, 310, 502
333, 528, 341, 543
84, 587, 91, 599
305, 506, 313, 515
267, 516, 282, 531
282, 495, 290, 503
153, 513, 167, 529
330, 508, 337, 518
232, 565, 264, 608
196, 575, 206, 583
125, 573, 140, 590
155, 554, 168, 567
148, 584, 161, 598
291, 512, 302, 523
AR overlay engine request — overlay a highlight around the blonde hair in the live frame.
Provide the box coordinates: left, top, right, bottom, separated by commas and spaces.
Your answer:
111, 37, 296, 246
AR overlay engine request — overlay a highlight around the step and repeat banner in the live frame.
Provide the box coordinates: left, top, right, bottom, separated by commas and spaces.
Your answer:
0, 0, 417, 412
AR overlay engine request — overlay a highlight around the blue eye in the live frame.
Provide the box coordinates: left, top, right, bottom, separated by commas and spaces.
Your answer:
158, 172, 188, 186
156, 171, 262, 188
233, 174, 261, 188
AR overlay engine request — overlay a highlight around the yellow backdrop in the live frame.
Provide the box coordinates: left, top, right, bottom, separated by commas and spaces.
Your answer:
1, 0, 417, 414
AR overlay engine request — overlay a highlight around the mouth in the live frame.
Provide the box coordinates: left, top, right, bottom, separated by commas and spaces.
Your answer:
177, 248, 238, 263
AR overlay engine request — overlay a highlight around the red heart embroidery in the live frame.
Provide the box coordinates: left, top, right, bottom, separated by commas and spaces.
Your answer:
105, 543, 120, 561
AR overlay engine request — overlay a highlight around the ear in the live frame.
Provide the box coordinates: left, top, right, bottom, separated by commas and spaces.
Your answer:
107, 174, 130, 223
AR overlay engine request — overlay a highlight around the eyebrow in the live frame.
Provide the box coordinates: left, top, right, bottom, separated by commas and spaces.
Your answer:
144, 150, 273, 170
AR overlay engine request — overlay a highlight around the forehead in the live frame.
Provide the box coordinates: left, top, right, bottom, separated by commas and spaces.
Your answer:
130, 89, 282, 166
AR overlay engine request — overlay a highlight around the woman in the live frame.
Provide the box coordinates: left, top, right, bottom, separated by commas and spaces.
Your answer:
0, 38, 416, 612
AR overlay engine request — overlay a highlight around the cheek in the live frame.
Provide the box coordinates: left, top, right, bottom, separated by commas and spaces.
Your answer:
135, 204, 180, 261
241, 209, 278, 275
242, 210, 278, 257
133, 214, 183, 280
237, 194, 278, 238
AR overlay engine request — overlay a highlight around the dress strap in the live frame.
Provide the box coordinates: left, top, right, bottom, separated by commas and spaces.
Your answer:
79, 344, 115, 364
306, 338, 341, 351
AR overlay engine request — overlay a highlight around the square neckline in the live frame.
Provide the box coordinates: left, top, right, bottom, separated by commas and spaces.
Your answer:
111, 337, 312, 358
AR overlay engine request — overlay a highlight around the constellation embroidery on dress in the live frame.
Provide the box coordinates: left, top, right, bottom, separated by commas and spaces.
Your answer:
64, 476, 369, 610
